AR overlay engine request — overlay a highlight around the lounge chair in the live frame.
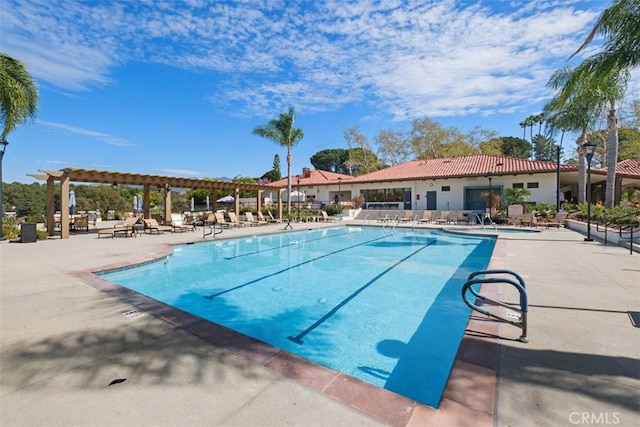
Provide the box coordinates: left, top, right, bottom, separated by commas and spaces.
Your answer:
520, 213, 538, 228
320, 211, 337, 222
170, 213, 196, 232
548, 211, 568, 228
245, 212, 266, 226
143, 218, 173, 234
418, 211, 433, 224
265, 211, 281, 223
258, 211, 278, 224
214, 212, 235, 228
98, 216, 139, 238
227, 212, 247, 227
397, 211, 413, 223
435, 211, 450, 225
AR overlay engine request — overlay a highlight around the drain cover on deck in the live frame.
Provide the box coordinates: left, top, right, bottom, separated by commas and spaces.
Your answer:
123, 310, 146, 319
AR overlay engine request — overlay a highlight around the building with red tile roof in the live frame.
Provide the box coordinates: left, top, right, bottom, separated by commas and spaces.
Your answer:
270, 155, 639, 211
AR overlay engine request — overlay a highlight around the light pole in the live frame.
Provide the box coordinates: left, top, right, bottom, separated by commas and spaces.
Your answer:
583, 142, 596, 242
0, 140, 8, 241
296, 175, 301, 222
486, 172, 493, 215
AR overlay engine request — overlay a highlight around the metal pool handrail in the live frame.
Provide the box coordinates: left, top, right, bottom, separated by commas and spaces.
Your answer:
462, 269, 529, 343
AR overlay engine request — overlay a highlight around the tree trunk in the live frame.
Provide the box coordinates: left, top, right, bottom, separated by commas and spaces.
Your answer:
605, 104, 618, 208
286, 146, 292, 214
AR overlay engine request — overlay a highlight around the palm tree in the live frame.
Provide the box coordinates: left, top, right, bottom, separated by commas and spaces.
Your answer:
570, 0, 639, 84
567, 0, 638, 206
1, 53, 39, 140
544, 65, 624, 204
1, 52, 39, 240
252, 107, 304, 214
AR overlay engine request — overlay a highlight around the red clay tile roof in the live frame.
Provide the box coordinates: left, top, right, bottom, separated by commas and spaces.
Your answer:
616, 159, 640, 178
270, 169, 353, 187
348, 155, 578, 184
269, 156, 639, 187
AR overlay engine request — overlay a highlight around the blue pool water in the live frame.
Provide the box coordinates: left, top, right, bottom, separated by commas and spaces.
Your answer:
100, 226, 496, 407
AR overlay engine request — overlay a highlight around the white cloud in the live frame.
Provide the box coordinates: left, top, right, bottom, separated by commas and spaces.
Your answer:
37, 120, 134, 147
2, 0, 609, 120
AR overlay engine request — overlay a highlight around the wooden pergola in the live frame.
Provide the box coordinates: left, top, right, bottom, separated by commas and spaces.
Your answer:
28, 167, 284, 239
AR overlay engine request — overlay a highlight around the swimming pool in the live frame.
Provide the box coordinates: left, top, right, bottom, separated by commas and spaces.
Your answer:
100, 226, 496, 408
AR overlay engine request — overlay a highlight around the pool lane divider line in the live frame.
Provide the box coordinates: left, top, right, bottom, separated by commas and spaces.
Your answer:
223, 230, 353, 260
204, 233, 393, 300
287, 239, 436, 345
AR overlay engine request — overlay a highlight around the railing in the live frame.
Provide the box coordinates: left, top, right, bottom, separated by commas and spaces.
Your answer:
382, 215, 398, 230
203, 222, 223, 239
462, 269, 529, 343
362, 214, 371, 226
469, 212, 497, 231
595, 210, 640, 254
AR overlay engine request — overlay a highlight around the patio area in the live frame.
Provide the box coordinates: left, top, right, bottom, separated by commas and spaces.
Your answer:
1, 222, 638, 426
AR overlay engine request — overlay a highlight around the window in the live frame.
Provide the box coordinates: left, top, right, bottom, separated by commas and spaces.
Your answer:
441, 186, 450, 191
513, 183, 524, 188
527, 182, 539, 189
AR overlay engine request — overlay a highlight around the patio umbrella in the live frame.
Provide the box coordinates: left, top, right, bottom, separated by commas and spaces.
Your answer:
69, 190, 76, 215
190, 197, 195, 212
205, 196, 210, 211
137, 195, 143, 213
132, 196, 138, 213
217, 195, 234, 204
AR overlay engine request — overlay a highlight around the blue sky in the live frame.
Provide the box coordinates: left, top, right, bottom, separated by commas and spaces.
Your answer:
1, 0, 636, 184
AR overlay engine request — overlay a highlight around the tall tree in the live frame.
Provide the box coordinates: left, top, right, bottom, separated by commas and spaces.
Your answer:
500, 137, 531, 159
544, 66, 609, 203
1, 53, 39, 140
567, 0, 638, 207
374, 128, 411, 166
252, 107, 304, 213
272, 154, 281, 178
570, 0, 640, 85
343, 126, 383, 175
310, 148, 348, 173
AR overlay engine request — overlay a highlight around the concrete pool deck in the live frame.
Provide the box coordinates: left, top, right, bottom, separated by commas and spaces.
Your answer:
1, 221, 638, 426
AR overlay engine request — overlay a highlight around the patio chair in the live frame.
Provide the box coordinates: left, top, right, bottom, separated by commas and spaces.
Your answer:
71, 215, 90, 232
418, 211, 433, 224
320, 210, 337, 222
266, 211, 281, 223
143, 218, 173, 234
435, 211, 450, 225
170, 213, 195, 232
520, 213, 538, 228
245, 212, 266, 226
397, 211, 413, 223
258, 211, 279, 224
227, 212, 247, 227
543, 211, 568, 229
214, 212, 235, 228
97, 216, 139, 238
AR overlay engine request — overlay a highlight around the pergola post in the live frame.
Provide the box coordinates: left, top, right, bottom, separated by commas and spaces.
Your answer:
143, 185, 151, 218
257, 190, 263, 212
46, 177, 55, 236
278, 188, 284, 221
163, 183, 172, 224
234, 187, 240, 214
60, 176, 70, 239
